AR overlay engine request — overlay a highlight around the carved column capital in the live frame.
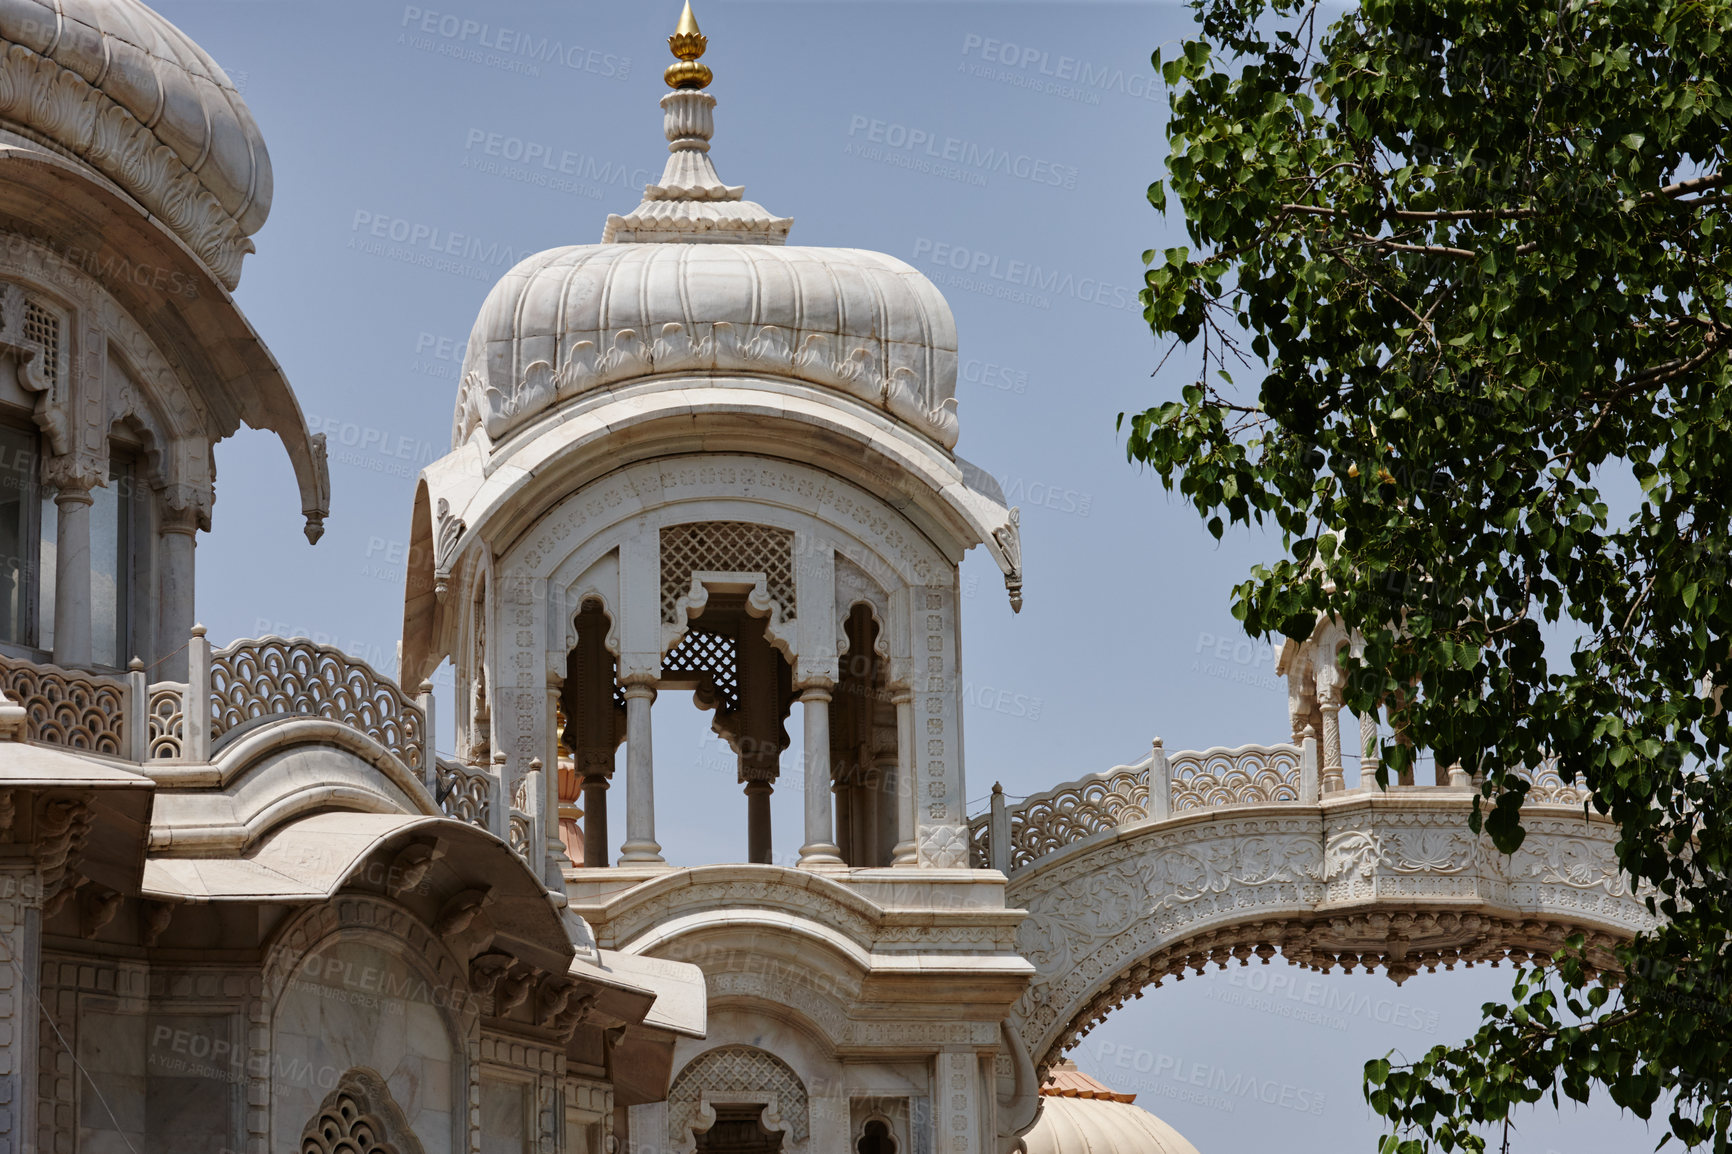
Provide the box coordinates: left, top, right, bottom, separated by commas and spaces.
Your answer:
159, 496, 204, 535
42, 455, 102, 502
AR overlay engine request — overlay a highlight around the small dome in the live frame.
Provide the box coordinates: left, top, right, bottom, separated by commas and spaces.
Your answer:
0, 0, 272, 287
452, 243, 960, 452
451, 9, 963, 455
1024, 1063, 1202, 1154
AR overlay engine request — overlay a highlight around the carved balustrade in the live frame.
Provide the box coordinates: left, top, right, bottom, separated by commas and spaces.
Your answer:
1168, 744, 1305, 810
0, 651, 128, 754
1, 632, 428, 777
970, 760, 1153, 873
207, 635, 426, 773
507, 765, 540, 866
970, 742, 1313, 875
1514, 757, 1592, 806
972, 737, 1615, 878
145, 681, 187, 759
508, 813, 533, 862
435, 755, 496, 833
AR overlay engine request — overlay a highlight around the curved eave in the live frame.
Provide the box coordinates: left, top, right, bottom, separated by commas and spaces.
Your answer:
1, 741, 153, 894
142, 810, 572, 970
0, 142, 328, 540
415, 376, 1014, 633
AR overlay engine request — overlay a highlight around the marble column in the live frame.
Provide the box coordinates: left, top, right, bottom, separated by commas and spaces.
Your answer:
544, 685, 568, 881
744, 781, 772, 864
581, 771, 610, 868
565, 601, 620, 868
796, 685, 843, 869
1318, 684, 1346, 794
618, 682, 663, 864
156, 503, 198, 680
735, 612, 782, 865
50, 476, 94, 668
1359, 710, 1381, 786
891, 688, 917, 867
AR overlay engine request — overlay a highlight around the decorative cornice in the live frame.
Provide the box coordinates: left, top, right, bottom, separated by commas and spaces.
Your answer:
455, 321, 959, 451
0, 42, 258, 289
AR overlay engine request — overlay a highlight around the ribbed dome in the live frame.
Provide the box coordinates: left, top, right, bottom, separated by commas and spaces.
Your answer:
0, 0, 272, 287
452, 244, 962, 452
1023, 1063, 1202, 1154
450, 16, 968, 456
1024, 1096, 1203, 1154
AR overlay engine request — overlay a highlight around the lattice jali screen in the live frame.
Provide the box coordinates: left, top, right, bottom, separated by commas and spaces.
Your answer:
22, 299, 60, 387
660, 522, 796, 625
663, 625, 741, 712
667, 1045, 811, 1148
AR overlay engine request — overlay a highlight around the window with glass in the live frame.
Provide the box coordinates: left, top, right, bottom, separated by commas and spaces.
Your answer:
0, 420, 40, 646
91, 452, 137, 668
0, 418, 142, 663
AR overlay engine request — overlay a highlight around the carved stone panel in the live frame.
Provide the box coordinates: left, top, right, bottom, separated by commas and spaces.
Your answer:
1003, 803, 1652, 1065
299, 1068, 427, 1154
668, 1044, 810, 1151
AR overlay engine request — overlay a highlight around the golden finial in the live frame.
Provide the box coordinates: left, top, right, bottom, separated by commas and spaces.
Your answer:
665, 1, 712, 89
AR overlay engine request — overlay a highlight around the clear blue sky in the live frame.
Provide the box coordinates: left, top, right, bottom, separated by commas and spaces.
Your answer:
157, 2, 1661, 1150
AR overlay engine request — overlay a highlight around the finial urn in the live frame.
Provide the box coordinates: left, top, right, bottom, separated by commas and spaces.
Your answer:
665, 2, 712, 89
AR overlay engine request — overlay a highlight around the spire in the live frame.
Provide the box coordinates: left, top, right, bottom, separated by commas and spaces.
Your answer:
602, 3, 792, 244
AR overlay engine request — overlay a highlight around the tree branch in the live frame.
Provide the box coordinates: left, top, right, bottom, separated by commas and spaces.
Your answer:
1656, 170, 1728, 199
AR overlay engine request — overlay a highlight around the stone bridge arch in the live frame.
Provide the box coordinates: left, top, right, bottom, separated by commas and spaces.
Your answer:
974, 741, 1653, 1070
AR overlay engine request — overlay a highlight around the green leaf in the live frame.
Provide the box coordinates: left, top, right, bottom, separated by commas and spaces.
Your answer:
1129, 0, 1732, 1147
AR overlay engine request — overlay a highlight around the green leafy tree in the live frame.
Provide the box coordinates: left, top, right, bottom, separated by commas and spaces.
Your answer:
1127, 0, 1732, 1146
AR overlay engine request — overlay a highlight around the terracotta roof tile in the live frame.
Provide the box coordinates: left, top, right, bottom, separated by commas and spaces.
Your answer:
1041, 1060, 1138, 1104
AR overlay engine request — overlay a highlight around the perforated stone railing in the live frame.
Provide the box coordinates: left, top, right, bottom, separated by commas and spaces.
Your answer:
969, 761, 1152, 871
146, 682, 187, 759
969, 737, 1614, 875
435, 755, 496, 831
0, 635, 542, 853
1, 630, 431, 778
972, 740, 1316, 873
0, 651, 128, 755
1516, 757, 1592, 806
1169, 744, 1304, 810
209, 635, 425, 773
507, 766, 540, 866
